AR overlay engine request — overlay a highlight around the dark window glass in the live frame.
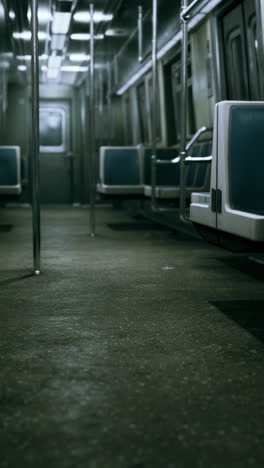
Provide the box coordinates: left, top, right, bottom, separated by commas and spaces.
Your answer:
124, 95, 133, 144
40, 111, 63, 147
137, 83, 149, 144
247, 15, 261, 99
228, 30, 248, 99
170, 46, 196, 142
148, 77, 161, 143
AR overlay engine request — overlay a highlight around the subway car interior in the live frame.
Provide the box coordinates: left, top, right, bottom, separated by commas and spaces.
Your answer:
1, 0, 264, 466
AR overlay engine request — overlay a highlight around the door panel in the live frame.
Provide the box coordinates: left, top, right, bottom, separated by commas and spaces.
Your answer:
244, 0, 261, 100
222, 4, 249, 99
221, 0, 260, 101
39, 102, 72, 203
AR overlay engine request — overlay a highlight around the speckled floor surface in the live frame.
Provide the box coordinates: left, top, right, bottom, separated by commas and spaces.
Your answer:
0, 206, 264, 468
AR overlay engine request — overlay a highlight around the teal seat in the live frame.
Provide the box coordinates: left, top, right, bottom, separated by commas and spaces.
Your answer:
0, 147, 21, 195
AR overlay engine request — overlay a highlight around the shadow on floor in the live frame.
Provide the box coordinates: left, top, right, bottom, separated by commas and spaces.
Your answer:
0, 224, 13, 232
211, 300, 264, 343
0, 273, 36, 286
219, 256, 264, 281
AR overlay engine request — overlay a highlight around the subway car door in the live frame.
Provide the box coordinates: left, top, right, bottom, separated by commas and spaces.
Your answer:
39, 102, 72, 203
221, 0, 260, 100
222, 3, 249, 99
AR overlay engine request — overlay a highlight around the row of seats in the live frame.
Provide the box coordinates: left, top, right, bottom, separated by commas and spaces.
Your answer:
190, 100, 264, 242
97, 143, 212, 199
97, 101, 264, 243
0, 146, 22, 195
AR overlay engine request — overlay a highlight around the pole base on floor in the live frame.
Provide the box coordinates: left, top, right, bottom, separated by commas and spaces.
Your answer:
33, 270, 41, 276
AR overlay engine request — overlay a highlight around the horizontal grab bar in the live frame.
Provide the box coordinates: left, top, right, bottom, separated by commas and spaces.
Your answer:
185, 155, 212, 163
156, 156, 180, 164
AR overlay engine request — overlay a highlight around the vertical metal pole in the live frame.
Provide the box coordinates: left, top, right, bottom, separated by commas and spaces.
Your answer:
107, 62, 112, 145
151, 0, 158, 211
89, 3, 96, 236
138, 6, 143, 63
179, 0, 188, 220
31, 0, 41, 275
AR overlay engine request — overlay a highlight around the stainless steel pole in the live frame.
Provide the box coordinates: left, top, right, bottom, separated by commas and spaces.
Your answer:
107, 62, 112, 145
31, 0, 41, 275
138, 6, 143, 63
89, 3, 96, 237
179, 0, 188, 221
151, 0, 158, 211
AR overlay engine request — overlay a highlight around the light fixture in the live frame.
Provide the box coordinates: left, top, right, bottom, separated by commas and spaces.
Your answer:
13, 31, 50, 41
0, 61, 10, 70
61, 65, 88, 72
51, 35, 66, 51
105, 28, 127, 37
52, 12, 71, 34
48, 54, 63, 68
47, 68, 60, 79
41, 65, 48, 71
18, 65, 27, 71
17, 54, 48, 61
27, 8, 53, 23
9, 10, 15, 20
73, 11, 113, 23
69, 53, 90, 62
70, 33, 104, 41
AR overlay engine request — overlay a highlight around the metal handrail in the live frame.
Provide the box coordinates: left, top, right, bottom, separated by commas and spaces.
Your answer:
185, 155, 212, 163
156, 156, 180, 164
186, 126, 210, 152
89, 3, 96, 237
138, 6, 143, 63
151, 0, 158, 211
181, 0, 202, 22
31, 0, 41, 275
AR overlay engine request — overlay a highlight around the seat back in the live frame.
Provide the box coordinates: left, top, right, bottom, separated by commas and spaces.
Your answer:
228, 106, 264, 215
99, 146, 142, 186
143, 148, 179, 186
0, 146, 21, 195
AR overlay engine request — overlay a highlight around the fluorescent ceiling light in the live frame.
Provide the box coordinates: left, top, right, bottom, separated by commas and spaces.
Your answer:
0, 61, 10, 70
28, 8, 53, 23
69, 53, 90, 62
48, 55, 63, 68
51, 35, 66, 50
61, 66, 88, 72
0, 52, 14, 59
73, 11, 113, 23
52, 12, 71, 34
9, 10, 15, 20
47, 68, 60, 79
105, 28, 127, 37
13, 31, 50, 41
42, 65, 48, 71
17, 54, 48, 61
18, 65, 27, 71
70, 33, 104, 41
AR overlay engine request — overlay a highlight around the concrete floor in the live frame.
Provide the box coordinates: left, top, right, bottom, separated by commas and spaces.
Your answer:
0, 206, 264, 468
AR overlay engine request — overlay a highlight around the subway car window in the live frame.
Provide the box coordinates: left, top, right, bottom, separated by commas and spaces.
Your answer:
147, 77, 161, 143
137, 82, 149, 144
39, 111, 63, 148
169, 47, 196, 142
